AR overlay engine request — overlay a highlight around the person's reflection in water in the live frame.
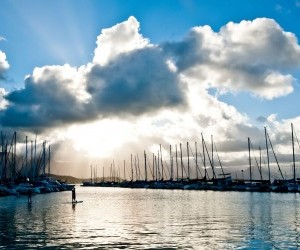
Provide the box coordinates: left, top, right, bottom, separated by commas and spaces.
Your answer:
27, 202, 32, 212
27, 189, 32, 204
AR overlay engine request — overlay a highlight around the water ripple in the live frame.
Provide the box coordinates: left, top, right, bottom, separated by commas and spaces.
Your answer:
1, 188, 300, 249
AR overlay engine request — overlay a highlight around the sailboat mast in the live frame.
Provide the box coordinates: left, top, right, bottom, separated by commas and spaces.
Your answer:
102, 166, 104, 182
292, 123, 296, 182
4, 143, 7, 181
170, 145, 173, 180
264, 127, 271, 183
152, 153, 155, 181
144, 150, 147, 181
137, 155, 141, 180
31, 141, 34, 181
48, 145, 51, 176
187, 142, 190, 180
95, 165, 97, 183
175, 144, 178, 181
90, 165, 92, 183
34, 135, 37, 179
43, 141, 46, 175
259, 146, 263, 181
131, 154, 133, 181
13, 132, 16, 182
160, 144, 164, 181
180, 143, 183, 180
157, 150, 160, 180
134, 156, 138, 181
202, 134, 207, 180
211, 135, 214, 180
25, 136, 28, 178
248, 137, 252, 183
267, 130, 284, 180
195, 142, 198, 180
155, 155, 158, 181
124, 160, 126, 181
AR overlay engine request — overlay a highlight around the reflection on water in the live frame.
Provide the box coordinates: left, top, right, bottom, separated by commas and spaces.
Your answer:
0, 187, 300, 249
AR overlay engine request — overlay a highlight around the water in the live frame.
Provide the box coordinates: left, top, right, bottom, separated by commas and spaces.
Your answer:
0, 187, 300, 249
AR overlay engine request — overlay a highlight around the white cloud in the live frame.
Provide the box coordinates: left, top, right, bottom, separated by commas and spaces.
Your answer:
93, 16, 150, 66
29, 64, 90, 102
296, 1, 300, 7
164, 18, 300, 99
1, 64, 91, 130
1, 17, 185, 130
0, 88, 8, 110
0, 51, 9, 78
2, 17, 299, 133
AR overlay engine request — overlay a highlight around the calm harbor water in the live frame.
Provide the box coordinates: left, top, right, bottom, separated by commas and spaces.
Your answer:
0, 187, 300, 249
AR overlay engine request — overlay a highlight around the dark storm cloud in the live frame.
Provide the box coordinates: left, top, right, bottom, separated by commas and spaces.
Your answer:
87, 47, 184, 115
0, 65, 89, 131
163, 30, 209, 71
0, 47, 185, 131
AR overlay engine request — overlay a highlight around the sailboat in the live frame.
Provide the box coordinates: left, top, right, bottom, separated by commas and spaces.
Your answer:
244, 137, 270, 192
267, 126, 289, 192
287, 123, 300, 192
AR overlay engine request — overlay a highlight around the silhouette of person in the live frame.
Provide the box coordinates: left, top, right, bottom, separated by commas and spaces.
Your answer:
72, 187, 76, 203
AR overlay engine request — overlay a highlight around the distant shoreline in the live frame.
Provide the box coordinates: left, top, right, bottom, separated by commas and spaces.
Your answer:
49, 174, 119, 184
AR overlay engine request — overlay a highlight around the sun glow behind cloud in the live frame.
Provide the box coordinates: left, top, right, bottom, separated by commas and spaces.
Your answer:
66, 119, 139, 158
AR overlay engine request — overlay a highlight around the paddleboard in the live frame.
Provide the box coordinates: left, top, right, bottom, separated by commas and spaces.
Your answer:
72, 200, 83, 204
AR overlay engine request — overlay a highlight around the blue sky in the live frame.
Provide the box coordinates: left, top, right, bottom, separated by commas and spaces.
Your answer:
1, 0, 299, 81
1, 0, 300, 177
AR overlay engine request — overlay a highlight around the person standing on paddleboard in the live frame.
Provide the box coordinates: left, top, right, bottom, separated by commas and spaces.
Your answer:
72, 187, 76, 203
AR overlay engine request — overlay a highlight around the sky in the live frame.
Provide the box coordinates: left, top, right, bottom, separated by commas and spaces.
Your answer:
1, 0, 300, 179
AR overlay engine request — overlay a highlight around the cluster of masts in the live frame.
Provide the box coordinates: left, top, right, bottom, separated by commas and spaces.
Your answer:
84, 124, 300, 192
0, 131, 51, 184
87, 134, 227, 184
